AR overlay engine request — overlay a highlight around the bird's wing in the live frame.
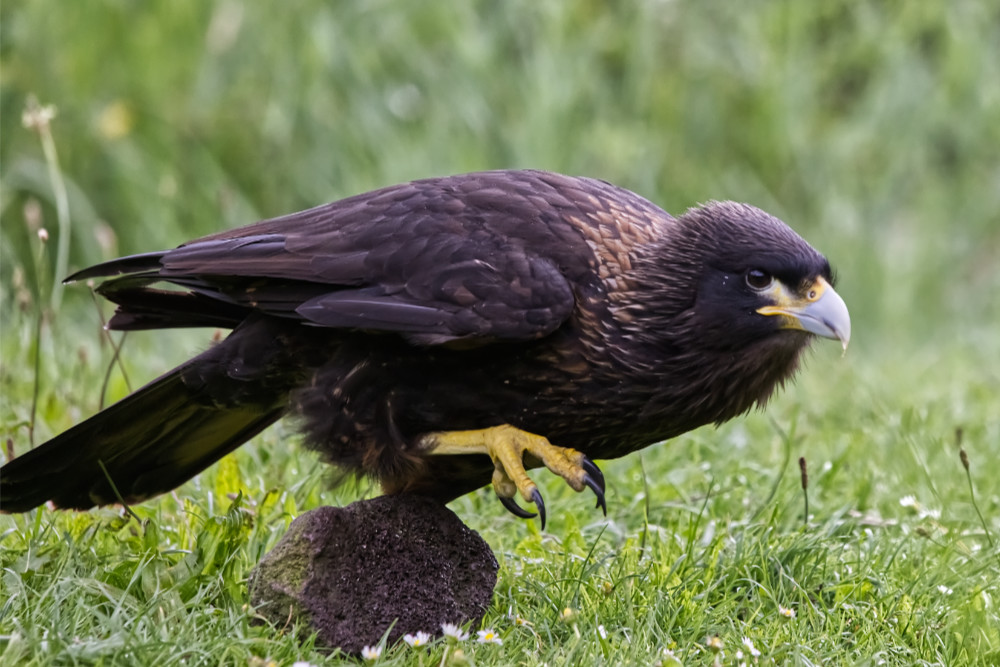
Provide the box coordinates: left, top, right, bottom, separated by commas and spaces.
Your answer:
79, 172, 593, 345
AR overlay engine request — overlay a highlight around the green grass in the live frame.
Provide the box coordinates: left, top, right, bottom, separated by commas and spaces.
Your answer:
2, 1, 999, 665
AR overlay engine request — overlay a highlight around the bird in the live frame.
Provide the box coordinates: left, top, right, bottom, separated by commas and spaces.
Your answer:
0, 170, 850, 526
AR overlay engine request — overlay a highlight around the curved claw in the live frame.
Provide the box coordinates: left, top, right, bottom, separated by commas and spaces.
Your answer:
581, 457, 605, 493
530, 487, 546, 530
581, 457, 607, 515
583, 473, 607, 516
498, 494, 537, 520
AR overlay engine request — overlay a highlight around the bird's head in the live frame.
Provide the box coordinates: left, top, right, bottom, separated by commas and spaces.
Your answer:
620, 200, 850, 425
630, 200, 850, 357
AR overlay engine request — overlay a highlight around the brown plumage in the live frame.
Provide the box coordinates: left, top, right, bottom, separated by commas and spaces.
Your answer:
0, 170, 850, 520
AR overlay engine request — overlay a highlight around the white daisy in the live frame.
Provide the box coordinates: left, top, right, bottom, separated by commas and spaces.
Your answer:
403, 631, 432, 647
441, 623, 469, 641
476, 628, 503, 645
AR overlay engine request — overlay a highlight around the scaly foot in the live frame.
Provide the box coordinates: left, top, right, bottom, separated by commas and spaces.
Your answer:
420, 424, 606, 529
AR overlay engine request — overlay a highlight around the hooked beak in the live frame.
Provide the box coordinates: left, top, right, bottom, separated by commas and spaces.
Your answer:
756, 276, 851, 351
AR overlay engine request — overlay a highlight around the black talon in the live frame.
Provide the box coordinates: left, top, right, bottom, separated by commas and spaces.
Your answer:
581, 457, 605, 493
581, 457, 608, 515
530, 487, 546, 530
583, 473, 607, 516
498, 494, 537, 520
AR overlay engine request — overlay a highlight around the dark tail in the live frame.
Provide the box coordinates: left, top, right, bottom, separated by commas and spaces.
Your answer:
0, 368, 283, 512
0, 316, 307, 512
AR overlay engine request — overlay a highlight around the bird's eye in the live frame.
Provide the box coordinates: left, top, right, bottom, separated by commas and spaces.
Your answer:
745, 269, 773, 290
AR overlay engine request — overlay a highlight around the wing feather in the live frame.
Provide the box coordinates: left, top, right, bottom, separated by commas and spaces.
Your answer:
75, 171, 624, 345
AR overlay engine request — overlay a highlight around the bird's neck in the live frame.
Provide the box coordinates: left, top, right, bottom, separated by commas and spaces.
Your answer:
605, 265, 811, 439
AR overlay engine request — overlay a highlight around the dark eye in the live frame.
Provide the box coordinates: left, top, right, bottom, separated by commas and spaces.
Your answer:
745, 269, 773, 290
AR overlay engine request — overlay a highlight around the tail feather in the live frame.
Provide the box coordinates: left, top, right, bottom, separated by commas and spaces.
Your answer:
0, 366, 284, 512
0, 315, 305, 513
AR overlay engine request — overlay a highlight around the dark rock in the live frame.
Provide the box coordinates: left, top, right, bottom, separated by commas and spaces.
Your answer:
248, 494, 498, 653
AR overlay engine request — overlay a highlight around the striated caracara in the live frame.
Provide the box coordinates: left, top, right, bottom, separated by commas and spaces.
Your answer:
0, 170, 850, 526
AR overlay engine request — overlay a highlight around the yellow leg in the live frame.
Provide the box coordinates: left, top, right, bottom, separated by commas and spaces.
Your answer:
420, 424, 606, 528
